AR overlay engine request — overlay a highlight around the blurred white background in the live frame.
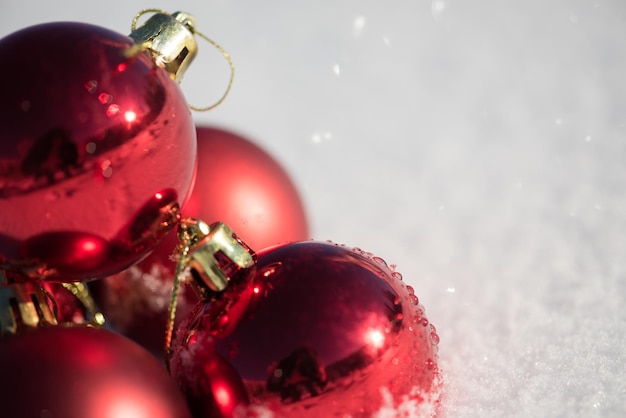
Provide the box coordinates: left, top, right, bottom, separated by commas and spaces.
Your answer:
1, 0, 625, 416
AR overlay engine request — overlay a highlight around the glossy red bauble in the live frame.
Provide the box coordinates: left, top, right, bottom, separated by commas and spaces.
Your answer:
172, 332, 250, 418
90, 126, 308, 355
171, 241, 441, 417
0, 326, 192, 418
0, 22, 196, 281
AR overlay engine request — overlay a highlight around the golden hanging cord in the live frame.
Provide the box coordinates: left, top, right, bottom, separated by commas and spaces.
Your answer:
130, 8, 235, 112
164, 238, 189, 366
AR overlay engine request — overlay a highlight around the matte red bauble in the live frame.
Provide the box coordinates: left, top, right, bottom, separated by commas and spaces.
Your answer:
186, 126, 308, 250
0, 326, 192, 418
0, 21, 196, 281
170, 241, 441, 417
90, 126, 308, 355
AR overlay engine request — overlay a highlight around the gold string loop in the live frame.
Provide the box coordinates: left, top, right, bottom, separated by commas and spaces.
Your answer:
130, 8, 169, 31
188, 30, 235, 112
130, 9, 235, 112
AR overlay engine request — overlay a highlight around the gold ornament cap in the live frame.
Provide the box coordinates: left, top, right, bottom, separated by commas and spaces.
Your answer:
129, 11, 198, 82
164, 219, 256, 364
0, 282, 57, 336
0, 282, 104, 337
178, 219, 256, 295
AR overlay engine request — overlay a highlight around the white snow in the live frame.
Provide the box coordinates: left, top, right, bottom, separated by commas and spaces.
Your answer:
2, 1, 624, 416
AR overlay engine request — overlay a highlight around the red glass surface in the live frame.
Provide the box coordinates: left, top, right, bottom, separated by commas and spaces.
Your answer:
171, 242, 441, 417
89, 126, 308, 354
172, 332, 249, 418
0, 22, 196, 280
0, 326, 192, 418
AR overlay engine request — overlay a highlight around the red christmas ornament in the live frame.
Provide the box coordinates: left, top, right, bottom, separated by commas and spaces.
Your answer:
0, 18, 196, 281
0, 326, 192, 418
172, 332, 250, 418
186, 126, 309, 250
170, 240, 441, 417
90, 126, 308, 355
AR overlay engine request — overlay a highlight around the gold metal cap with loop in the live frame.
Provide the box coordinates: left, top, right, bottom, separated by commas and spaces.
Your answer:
179, 219, 256, 295
128, 9, 235, 111
0, 282, 57, 336
0, 281, 105, 337
164, 219, 256, 364
128, 11, 198, 83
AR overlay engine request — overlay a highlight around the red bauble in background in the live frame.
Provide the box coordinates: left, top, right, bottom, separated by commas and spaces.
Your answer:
186, 126, 308, 249
0, 326, 192, 418
171, 241, 441, 418
0, 22, 196, 281
90, 126, 308, 355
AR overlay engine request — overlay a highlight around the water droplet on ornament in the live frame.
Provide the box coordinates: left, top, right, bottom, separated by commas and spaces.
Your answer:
393, 296, 401, 305
395, 313, 403, 321
431, 332, 440, 345
98, 92, 112, 104
410, 294, 419, 305
406, 285, 415, 295
392, 271, 403, 281
261, 262, 282, 278
373, 256, 387, 266
106, 104, 120, 117
84, 80, 97, 93
421, 317, 429, 327
100, 160, 113, 178
425, 358, 435, 370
